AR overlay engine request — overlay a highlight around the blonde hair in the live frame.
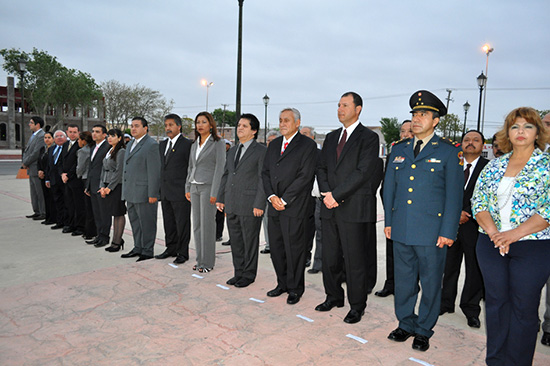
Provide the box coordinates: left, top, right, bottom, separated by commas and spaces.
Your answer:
494, 107, 549, 153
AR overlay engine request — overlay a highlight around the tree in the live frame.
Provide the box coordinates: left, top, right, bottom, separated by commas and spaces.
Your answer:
380, 117, 400, 148
0, 48, 102, 124
537, 109, 550, 119
436, 113, 462, 141
211, 107, 237, 128
101, 80, 174, 132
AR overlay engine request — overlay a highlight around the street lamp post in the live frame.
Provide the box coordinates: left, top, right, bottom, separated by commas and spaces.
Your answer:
235, 0, 244, 144
18, 58, 27, 151
201, 80, 213, 112
476, 72, 487, 132
263, 94, 269, 143
462, 101, 470, 135
481, 44, 494, 132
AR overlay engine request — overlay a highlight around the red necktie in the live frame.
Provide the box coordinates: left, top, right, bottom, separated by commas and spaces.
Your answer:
336, 130, 347, 160
281, 142, 288, 155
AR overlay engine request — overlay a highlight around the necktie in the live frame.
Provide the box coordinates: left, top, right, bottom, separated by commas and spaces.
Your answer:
414, 140, 423, 157
464, 163, 472, 186
165, 140, 173, 158
336, 129, 347, 160
234, 144, 243, 166
92, 144, 100, 160
28, 133, 35, 144
281, 141, 289, 155
68, 141, 73, 151
53, 146, 61, 164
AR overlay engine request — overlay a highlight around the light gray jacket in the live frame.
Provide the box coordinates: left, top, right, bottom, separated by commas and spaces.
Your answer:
22, 129, 46, 176
100, 148, 125, 190
122, 135, 161, 203
186, 136, 226, 198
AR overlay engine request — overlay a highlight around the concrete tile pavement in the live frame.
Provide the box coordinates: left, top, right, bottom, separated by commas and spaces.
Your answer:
1, 174, 549, 365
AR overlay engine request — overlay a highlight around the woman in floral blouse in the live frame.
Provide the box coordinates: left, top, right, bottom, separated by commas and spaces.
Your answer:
472, 107, 550, 366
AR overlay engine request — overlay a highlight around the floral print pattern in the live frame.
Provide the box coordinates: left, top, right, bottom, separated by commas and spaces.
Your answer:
471, 148, 550, 240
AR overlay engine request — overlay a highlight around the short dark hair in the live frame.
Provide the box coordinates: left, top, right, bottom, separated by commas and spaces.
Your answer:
31, 116, 44, 128
240, 113, 260, 139
165, 113, 182, 127
92, 124, 107, 134
341, 91, 363, 108
401, 119, 411, 126
66, 123, 79, 131
132, 117, 148, 128
462, 129, 485, 143
79, 131, 93, 145
44, 131, 54, 139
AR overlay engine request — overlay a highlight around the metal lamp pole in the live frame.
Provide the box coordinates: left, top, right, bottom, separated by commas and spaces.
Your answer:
201, 80, 213, 112
481, 44, 494, 132
462, 101, 470, 135
18, 58, 27, 151
263, 94, 269, 143
476, 72, 487, 132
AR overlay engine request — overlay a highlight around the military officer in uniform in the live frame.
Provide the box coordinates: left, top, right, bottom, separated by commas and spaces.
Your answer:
383, 90, 463, 352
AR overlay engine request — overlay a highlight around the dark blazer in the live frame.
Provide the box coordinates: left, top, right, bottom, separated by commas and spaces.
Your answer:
160, 135, 192, 201
317, 123, 382, 222
45, 144, 64, 186
262, 132, 318, 218
61, 140, 81, 185
218, 139, 267, 216
87, 140, 111, 193
463, 157, 489, 216
37, 145, 50, 174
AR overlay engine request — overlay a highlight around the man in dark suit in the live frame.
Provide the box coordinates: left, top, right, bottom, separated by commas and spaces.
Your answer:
262, 108, 317, 305
85, 125, 111, 246
217, 113, 267, 288
155, 114, 193, 264
121, 117, 161, 262
384, 90, 463, 352
22, 116, 46, 220
315, 92, 383, 324
45, 130, 68, 230
441, 130, 489, 328
60, 124, 86, 235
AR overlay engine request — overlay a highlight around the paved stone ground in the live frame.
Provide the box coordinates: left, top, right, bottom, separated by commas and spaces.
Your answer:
1, 173, 549, 365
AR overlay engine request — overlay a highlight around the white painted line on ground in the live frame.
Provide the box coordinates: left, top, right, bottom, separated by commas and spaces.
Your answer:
192, 274, 204, 279
168, 263, 178, 268
296, 314, 314, 322
249, 298, 265, 303
217, 284, 230, 290
346, 334, 368, 344
409, 357, 434, 366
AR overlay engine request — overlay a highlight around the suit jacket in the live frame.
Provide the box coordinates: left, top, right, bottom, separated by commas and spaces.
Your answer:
45, 144, 64, 186
218, 139, 267, 216
100, 148, 125, 190
317, 123, 382, 223
87, 140, 111, 192
463, 157, 489, 216
76, 145, 91, 179
185, 136, 226, 198
61, 139, 81, 185
22, 129, 46, 176
122, 134, 161, 203
160, 135, 192, 201
262, 132, 318, 218
383, 134, 463, 246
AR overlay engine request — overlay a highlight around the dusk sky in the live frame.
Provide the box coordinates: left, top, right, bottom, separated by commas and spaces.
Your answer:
1, 0, 549, 137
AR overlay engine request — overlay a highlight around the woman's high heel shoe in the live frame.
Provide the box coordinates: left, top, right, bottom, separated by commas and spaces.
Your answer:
105, 239, 124, 252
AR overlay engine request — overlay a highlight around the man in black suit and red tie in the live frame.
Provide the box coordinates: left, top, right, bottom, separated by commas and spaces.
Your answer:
315, 91, 383, 324
440, 129, 489, 328
155, 114, 193, 264
262, 108, 318, 305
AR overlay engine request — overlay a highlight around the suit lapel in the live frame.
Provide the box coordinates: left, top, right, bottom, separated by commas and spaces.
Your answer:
196, 136, 214, 164
414, 135, 439, 162
236, 140, 256, 169
278, 133, 301, 162
127, 135, 148, 160
336, 124, 363, 167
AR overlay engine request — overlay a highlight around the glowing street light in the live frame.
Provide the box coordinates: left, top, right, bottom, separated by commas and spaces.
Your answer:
201, 79, 214, 111
481, 44, 494, 132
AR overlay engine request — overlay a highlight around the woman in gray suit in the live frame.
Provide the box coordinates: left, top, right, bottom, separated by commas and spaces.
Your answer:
77, 131, 96, 240
99, 129, 127, 252
185, 112, 226, 273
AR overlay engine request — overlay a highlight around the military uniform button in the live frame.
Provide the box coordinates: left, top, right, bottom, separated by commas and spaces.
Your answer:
438, 213, 442, 217
407, 200, 412, 204
431, 168, 435, 172
408, 188, 413, 192
411, 164, 416, 169
410, 176, 414, 180
395, 167, 399, 170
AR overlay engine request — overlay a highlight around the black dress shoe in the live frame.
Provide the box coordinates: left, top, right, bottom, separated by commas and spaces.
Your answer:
136, 255, 154, 262
216, 236, 223, 242
260, 248, 270, 254
542, 331, 550, 346
221, 240, 231, 246
86, 237, 100, 245
343, 309, 364, 324
173, 256, 187, 264
412, 335, 430, 351
226, 277, 240, 285
62, 226, 74, 233
374, 288, 394, 297
33, 215, 46, 220
287, 292, 301, 305
467, 316, 481, 328
439, 308, 455, 316
305, 259, 311, 267
26, 213, 40, 218
388, 328, 415, 342
71, 230, 84, 236
315, 300, 344, 312
307, 268, 320, 274
121, 250, 140, 258
155, 251, 175, 259
267, 287, 286, 297
51, 224, 64, 230
83, 235, 95, 240
42, 220, 55, 225
94, 240, 109, 248
235, 278, 254, 288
